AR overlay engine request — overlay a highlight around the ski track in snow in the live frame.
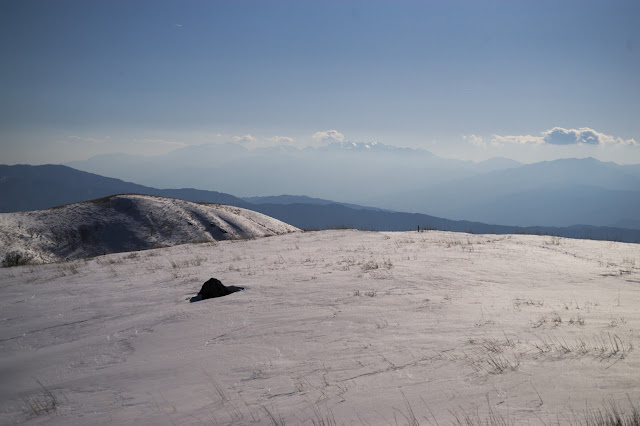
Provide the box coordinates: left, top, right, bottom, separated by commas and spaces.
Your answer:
0, 230, 639, 424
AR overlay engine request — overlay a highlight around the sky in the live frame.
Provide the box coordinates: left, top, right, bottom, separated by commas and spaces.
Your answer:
1, 0, 639, 165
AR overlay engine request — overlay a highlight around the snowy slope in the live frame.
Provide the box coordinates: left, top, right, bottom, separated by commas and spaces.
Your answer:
0, 194, 298, 264
0, 230, 639, 424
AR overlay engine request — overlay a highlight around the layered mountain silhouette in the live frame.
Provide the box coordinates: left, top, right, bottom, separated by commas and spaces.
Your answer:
63, 142, 640, 230
1, 164, 639, 243
0, 164, 252, 213
65, 142, 519, 203
386, 157, 640, 227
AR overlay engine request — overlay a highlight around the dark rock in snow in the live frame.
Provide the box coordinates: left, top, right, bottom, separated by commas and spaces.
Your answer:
190, 278, 244, 302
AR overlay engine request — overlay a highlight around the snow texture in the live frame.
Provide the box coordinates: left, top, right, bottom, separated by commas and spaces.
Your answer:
0, 230, 639, 424
0, 194, 298, 264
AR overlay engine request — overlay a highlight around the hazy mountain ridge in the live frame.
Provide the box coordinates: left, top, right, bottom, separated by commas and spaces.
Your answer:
250, 202, 640, 243
0, 194, 298, 264
383, 157, 640, 228
467, 185, 640, 228
65, 142, 515, 200
0, 164, 253, 213
2, 164, 640, 243
241, 194, 390, 211
314, 141, 432, 154
63, 143, 639, 229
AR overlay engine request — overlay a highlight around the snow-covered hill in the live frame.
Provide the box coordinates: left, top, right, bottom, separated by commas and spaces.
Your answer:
0, 230, 638, 424
0, 194, 298, 264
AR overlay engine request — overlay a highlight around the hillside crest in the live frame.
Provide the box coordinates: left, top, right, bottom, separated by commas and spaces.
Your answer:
0, 194, 298, 264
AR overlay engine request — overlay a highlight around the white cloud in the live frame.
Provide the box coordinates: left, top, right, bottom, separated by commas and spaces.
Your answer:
232, 134, 257, 143
490, 134, 544, 145
463, 134, 487, 148
479, 127, 637, 147
542, 127, 596, 145
312, 130, 345, 143
542, 127, 637, 146
266, 136, 294, 143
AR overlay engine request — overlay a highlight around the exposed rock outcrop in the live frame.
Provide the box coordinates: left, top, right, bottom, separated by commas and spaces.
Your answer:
190, 278, 244, 302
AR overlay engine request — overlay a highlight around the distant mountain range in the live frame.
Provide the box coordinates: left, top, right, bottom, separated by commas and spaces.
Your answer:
63, 142, 640, 230
241, 194, 390, 212
65, 142, 523, 205
2, 164, 639, 243
384, 157, 640, 228
0, 164, 252, 212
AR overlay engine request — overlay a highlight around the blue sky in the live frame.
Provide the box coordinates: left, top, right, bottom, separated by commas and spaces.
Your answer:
1, 0, 639, 164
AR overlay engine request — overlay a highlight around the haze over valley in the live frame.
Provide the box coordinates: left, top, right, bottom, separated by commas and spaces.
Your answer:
65, 142, 640, 229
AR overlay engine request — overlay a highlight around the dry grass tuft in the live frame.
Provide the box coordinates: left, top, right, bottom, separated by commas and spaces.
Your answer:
21, 378, 58, 417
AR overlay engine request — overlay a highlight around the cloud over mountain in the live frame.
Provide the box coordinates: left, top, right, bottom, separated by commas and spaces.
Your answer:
463, 134, 487, 147
482, 127, 638, 146
542, 127, 637, 145
542, 127, 599, 145
490, 134, 545, 145
312, 130, 344, 143
232, 134, 257, 143
267, 136, 294, 143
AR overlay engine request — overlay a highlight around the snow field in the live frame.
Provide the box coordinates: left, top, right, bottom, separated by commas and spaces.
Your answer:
1, 230, 639, 424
